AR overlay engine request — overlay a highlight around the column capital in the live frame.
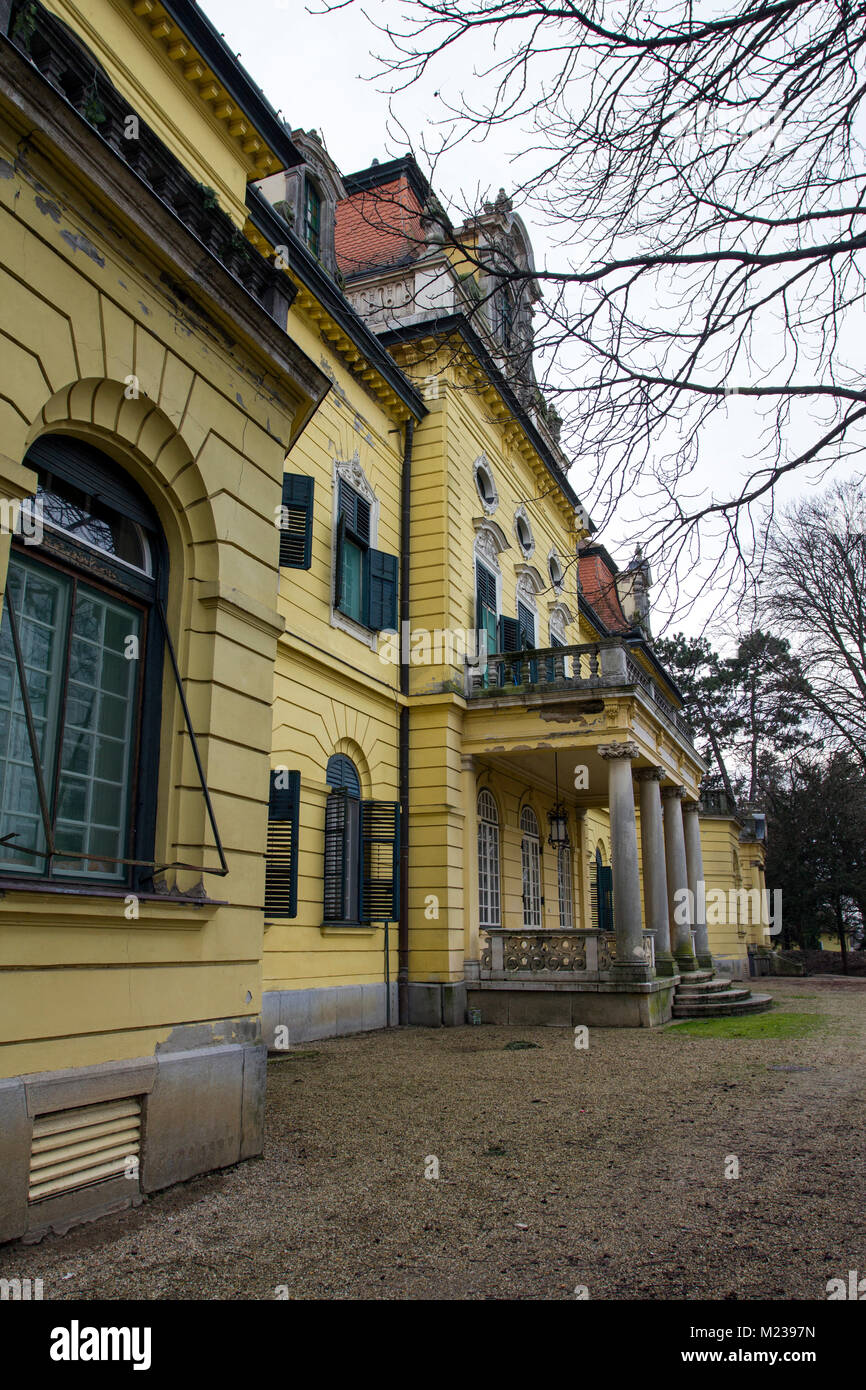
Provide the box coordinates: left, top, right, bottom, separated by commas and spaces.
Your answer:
634, 765, 665, 782
681, 798, 701, 814
661, 784, 686, 800
461, 755, 475, 772
573, 807, 588, 820
598, 740, 640, 761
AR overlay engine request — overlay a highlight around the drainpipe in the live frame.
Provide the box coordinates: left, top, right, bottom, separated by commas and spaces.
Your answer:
398, 418, 414, 1025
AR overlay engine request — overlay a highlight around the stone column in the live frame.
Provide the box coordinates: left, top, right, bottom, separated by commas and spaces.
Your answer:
662, 785, 697, 972
461, 756, 480, 980
599, 741, 650, 980
635, 766, 676, 977
683, 800, 713, 969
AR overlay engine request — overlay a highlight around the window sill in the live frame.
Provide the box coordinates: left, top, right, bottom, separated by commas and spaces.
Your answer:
320, 921, 379, 935
330, 605, 378, 650
0, 878, 226, 923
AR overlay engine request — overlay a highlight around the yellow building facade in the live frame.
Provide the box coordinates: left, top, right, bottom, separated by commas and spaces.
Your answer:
0, 0, 332, 1241
1, 2, 772, 1244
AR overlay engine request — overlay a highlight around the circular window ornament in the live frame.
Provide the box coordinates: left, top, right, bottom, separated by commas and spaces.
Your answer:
548, 551, 564, 592
474, 456, 499, 513
514, 506, 535, 558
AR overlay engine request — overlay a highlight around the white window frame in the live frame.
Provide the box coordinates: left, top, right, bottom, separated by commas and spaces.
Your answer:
557, 844, 575, 930
477, 789, 501, 928
520, 805, 542, 929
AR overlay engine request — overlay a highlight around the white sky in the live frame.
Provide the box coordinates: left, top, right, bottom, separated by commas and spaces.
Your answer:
202, 0, 858, 642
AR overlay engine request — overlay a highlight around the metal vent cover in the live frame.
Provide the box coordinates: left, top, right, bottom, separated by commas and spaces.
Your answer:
28, 1097, 142, 1203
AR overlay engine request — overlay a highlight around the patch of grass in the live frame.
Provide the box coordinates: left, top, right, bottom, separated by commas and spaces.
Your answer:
483, 1145, 508, 1157
503, 1040, 540, 1050
666, 1011, 826, 1040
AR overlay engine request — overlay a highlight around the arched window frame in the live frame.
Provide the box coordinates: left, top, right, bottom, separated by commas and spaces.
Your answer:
0, 436, 167, 889
520, 804, 542, 929
477, 788, 500, 928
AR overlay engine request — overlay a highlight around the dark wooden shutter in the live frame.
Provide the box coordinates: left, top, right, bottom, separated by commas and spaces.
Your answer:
334, 511, 346, 608
475, 562, 497, 614
338, 480, 371, 543
360, 800, 400, 922
517, 601, 535, 648
499, 615, 521, 651
368, 548, 398, 631
265, 769, 300, 918
599, 863, 614, 933
323, 789, 361, 922
279, 475, 314, 568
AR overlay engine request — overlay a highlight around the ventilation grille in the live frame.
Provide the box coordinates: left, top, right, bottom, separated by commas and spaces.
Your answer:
28, 1098, 142, 1203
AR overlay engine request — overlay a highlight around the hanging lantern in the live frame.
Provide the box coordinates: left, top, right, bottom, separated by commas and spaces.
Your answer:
547, 752, 571, 847
548, 804, 570, 847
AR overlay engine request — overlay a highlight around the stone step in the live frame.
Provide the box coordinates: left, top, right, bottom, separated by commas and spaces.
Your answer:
680, 968, 716, 982
675, 979, 732, 996
672, 993, 774, 1019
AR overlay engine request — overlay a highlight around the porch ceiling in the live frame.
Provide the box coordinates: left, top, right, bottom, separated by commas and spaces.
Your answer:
463, 698, 704, 799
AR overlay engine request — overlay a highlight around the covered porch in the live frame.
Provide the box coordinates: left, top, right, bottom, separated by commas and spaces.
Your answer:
460, 637, 713, 1026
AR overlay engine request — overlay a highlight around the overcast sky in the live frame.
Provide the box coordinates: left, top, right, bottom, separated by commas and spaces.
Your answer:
202, 0, 855, 642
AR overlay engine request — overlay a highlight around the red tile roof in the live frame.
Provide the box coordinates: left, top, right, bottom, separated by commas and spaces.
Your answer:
336, 175, 426, 276
579, 553, 631, 633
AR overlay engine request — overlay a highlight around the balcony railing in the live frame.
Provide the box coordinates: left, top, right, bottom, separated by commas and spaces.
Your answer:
467, 638, 694, 743
479, 928, 656, 980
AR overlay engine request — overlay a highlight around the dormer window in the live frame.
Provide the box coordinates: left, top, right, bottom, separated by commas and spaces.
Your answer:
304, 179, 322, 258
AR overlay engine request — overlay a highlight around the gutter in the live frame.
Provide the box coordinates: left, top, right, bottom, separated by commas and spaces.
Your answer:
398, 418, 414, 1026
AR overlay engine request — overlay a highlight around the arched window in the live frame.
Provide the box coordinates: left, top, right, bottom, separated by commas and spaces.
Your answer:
326, 753, 360, 798
520, 805, 541, 929
304, 178, 322, 258
477, 789, 500, 928
0, 437, 165, 885
557, 845, 574, 930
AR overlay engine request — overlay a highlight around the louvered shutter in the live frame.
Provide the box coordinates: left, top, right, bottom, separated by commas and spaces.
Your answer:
599, 863, 614, 932
517, 601, 535, 648
499, 615, 521, 650
338, 479, 371, 543
360, 800, 400, 922
265, 769, 300, 918
334, 511, 346, 608
368, 548, 398, 631
323, 790, 361, 922
279, 475, 314, 569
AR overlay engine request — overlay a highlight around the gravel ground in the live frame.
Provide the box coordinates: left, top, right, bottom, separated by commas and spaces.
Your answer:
3, 976, 865, 1301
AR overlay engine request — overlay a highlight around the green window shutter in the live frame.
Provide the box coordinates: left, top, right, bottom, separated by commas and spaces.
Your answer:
279, 475, 314, 569
265, 769, 300, 918
334, 512, 346, 609
323, 789, 361, 922
360, 800, 400, 923
338, 480, 371, 543
499, 615, 521, 651
367, 548, 398, 631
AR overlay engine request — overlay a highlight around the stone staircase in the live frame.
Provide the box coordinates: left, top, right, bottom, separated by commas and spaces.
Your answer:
671, 969, 774, 1020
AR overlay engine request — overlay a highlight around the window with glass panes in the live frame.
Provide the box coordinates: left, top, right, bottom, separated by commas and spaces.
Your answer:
520, 805, 542, 929
0, 440, 163, 884
477, 788, 500, 928
304, 180, 322, 258
557, 845, 574, 929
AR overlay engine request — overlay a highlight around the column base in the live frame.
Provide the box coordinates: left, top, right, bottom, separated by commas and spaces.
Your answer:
653, 951, 679, 978
675, 950, 700, 973
697, 952, 714, 971
611, 960, 654, 984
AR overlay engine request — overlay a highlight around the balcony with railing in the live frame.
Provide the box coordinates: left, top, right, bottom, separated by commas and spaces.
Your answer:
466, 637, 695, 745
479, 927, 657, 981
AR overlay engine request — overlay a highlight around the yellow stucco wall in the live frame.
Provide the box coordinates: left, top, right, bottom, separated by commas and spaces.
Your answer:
0, 30, 320, 1075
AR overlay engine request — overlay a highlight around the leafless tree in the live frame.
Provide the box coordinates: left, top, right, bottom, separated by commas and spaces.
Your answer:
762, 479, 866, 771
324, 0, 866, 614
